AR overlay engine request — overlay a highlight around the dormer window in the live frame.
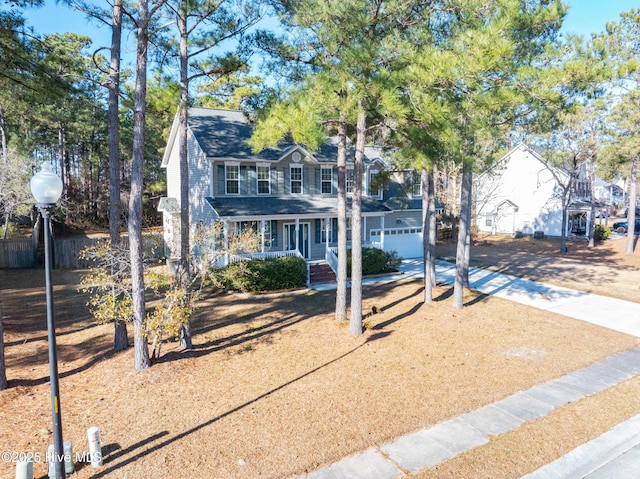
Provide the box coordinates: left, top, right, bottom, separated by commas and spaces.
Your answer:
290, 165, 303, 194
368, 169, 382, 199
411, 170, 421, 197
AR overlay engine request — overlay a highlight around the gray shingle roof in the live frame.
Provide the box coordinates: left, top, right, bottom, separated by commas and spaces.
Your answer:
206, 195, 392, 219
188, 107, 379, 165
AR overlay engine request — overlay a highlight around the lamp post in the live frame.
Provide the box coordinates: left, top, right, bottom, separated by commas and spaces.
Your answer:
30, 162, 65, 479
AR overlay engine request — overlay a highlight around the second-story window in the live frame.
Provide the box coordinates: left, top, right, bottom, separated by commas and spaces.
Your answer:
290, 165, 302, 194
346, 167, 354, 193
257, 164, 270, 194
368, 169, 382, 198
411, 170, 421, 196
226, 163, 239, 195
321, 166, 332, 194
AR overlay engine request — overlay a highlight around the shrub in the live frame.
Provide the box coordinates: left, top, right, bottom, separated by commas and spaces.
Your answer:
594, 224, 611, 241
347, 247, 401, 276
217, 256, 307, 293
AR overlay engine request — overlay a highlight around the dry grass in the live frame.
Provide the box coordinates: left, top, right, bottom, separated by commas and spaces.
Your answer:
0, 235, 638, 479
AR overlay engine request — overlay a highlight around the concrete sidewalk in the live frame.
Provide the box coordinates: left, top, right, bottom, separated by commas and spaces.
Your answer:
305, 259, 640, 478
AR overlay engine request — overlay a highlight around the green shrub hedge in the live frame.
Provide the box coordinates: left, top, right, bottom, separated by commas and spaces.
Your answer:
347, 247, 401, 276
217, 256, 307, 293
594, 224, 611, 241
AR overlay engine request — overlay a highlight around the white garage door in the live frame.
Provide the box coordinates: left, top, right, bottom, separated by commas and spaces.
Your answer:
372, 227, 424, 259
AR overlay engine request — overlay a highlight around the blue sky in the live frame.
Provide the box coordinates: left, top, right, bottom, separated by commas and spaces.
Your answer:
17, 0, 640, 68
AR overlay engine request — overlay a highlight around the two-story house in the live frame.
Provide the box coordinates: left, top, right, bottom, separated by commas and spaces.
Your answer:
474, 143, 607, 238
158, 107, 430, 264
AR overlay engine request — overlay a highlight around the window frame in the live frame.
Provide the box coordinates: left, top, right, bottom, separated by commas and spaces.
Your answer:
257, 163, 270, 195
346, 167, 354, 194
368, 169, 382, 199
411, 170, 421, 197
225, 162, 240, 195
320, 166, 333, 194
290, 164, 303, 195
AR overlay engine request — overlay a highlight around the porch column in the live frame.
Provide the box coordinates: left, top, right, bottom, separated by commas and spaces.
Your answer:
295, 218, 300, 253
380, 215, 385, 250
325, 216, 330, 252
223, 220, 229, 266
363, 216, 367, 244
260, 219, 266, 253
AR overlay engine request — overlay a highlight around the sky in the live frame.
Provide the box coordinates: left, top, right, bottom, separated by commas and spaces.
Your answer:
21, 1, 640, 42
15, 0, 640, 71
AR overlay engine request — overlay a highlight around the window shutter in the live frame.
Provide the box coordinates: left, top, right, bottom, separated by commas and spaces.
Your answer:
332, 218, 338, 242
304, 166, 310, 194
332, 168, 338, 194
284, 168, 290, 194
217, 165, 225, 196
249, 165, 256, 195
240, 165, 247, 195
271, 168, 278, 194
315, 168, 321, 194
315, 219, 321, 243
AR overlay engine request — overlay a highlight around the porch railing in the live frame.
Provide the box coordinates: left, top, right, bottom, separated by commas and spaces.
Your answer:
326, 247, 339, 275
227, 249, 304, 264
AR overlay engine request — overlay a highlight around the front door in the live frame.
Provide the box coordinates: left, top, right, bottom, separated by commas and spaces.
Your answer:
284, 223, 310, 259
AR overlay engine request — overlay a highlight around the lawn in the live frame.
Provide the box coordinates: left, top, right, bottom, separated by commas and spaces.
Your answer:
0, 235, 638, 478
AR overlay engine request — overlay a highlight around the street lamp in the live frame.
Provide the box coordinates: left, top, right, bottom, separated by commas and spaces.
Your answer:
30, 162, 65, 479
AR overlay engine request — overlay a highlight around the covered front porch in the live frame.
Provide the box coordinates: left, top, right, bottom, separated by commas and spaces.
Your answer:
206, 195, 392, 263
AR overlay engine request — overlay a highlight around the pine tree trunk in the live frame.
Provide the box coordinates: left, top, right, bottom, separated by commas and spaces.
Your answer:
428, 169, 437, 288
422, 167, 433, 302
626, 156, 637, 254
108, 0, 128, 351
177, 15, 193, 349
130, 0, 151, 370
349, 101, 366, 336
0, 107, 7, 164
588, 159, 596, 248
453, 161, 472, 310
335, 117, 348, 321
113, 319, 128, 351
0, 308, 7, 390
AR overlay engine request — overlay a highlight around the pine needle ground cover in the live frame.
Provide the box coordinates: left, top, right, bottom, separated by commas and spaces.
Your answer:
0, 236, 638, 479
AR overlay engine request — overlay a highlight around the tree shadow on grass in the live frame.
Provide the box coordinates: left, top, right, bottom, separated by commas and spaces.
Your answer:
88, 333, 387, 478
8, 348, 119, 388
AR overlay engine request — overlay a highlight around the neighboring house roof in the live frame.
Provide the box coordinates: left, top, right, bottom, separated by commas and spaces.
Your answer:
158, 197, 179, 213
567, 200, 608, 211
163, 107, 382, 166
206, 196, 392, 220
494, 199, 519, 213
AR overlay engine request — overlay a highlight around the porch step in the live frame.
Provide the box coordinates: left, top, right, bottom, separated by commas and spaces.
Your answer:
309, 263, 336, 284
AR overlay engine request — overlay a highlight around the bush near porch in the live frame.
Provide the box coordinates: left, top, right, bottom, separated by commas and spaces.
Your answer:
215, 256, 308, 293
347, 247, 401, 276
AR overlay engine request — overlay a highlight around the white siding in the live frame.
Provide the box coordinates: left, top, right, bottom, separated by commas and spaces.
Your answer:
476, 145, 565, 237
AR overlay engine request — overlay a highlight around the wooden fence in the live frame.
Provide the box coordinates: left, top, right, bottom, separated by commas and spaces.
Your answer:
0, 234, 165, 269
0, 238, 37, 268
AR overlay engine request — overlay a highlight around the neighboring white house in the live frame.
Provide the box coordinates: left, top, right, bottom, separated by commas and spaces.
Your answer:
475, 143, 607, 238
158, 107, 441, 262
